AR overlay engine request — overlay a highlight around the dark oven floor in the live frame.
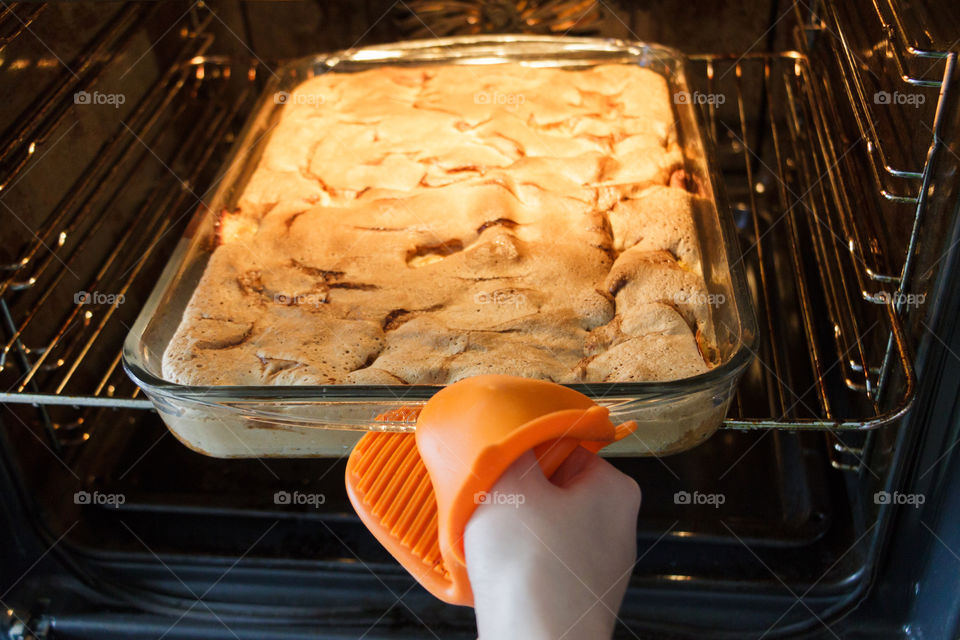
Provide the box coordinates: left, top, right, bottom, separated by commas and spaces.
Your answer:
7, 405, 860, 637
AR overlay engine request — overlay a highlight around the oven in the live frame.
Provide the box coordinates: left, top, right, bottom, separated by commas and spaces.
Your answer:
1, 1, 959, 638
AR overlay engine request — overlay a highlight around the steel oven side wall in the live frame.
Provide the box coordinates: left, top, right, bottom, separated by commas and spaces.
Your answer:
843, 54, 960, 640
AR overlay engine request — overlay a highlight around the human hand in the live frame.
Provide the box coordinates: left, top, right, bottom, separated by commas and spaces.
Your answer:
464, 447, 641, 640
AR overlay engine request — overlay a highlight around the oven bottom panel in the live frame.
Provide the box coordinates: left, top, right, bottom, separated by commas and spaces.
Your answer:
0, 405, 865, 638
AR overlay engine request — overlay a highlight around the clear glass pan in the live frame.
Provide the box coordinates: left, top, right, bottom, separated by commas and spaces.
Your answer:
123, 35, 758, 457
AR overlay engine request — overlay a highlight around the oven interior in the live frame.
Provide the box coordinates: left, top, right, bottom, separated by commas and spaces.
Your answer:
1, 1, 958, 637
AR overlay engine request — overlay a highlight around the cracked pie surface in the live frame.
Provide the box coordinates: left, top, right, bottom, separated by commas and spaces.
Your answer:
162, 63, 718, 386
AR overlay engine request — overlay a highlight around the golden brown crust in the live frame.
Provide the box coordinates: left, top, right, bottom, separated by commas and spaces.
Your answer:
162, 63, 713, 386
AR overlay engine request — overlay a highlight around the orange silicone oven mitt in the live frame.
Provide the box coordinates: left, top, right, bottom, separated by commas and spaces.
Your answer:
345, 374, 636, 606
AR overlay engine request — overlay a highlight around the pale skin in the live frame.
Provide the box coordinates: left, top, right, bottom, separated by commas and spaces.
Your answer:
464, 448, 642, 640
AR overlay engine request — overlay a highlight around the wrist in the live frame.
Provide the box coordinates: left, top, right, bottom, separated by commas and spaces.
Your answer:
472, 566, 616, 640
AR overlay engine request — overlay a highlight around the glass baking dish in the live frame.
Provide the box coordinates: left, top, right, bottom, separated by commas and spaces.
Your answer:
123, 35, 757, 458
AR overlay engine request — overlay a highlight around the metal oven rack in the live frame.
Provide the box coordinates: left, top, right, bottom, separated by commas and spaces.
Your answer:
783, 0, 958, 469
688, 52, 917, 472
0, 2, 957, 472
0, 4, 258, 450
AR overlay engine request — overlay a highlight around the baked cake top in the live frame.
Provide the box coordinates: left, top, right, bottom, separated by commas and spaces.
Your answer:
162, 63, 716, 386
